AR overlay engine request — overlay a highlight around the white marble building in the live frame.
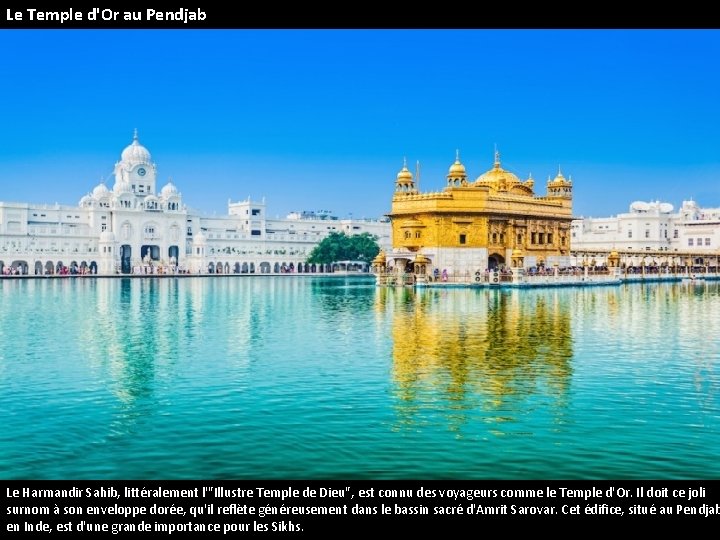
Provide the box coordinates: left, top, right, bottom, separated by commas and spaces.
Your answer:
572, 199, 720, 253
0, 133, 391, 275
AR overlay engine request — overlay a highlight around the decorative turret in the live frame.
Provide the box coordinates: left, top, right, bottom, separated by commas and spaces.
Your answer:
446, 149, 468, 187
525, 173, 535, 190
371, 250, 387, 273
190, 230, 208, 273
98, 230, 117, 274
607, 250, 621, 268
546, 166, 573, 199
394, 158, 417, 194
510, 248, 525, 268
160, 179, 182, 211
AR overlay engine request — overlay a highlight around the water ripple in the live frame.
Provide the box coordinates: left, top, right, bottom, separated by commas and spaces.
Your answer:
0, 277, 718, 479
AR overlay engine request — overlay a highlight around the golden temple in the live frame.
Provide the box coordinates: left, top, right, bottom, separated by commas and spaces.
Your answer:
378, 150, 573, 281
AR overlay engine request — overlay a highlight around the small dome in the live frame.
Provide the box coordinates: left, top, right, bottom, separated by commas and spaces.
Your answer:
448, 160, 466, 176
372, 250, 386, 264
114, 179, 132, 194
548, 167, 571, 186
396, 160, 413, 182
448, 151, 466, 176
79, 194, 93, 206
92, 182, 110, 198
120, 130, 151, 164
414, 253, 430, 264
144, 194, 159, 203
160, 181, 179, 198
99, 230, 115, 243
549, 171, 567, 185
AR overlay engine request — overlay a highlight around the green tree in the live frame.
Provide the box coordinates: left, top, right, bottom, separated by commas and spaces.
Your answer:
306, 232, 380, 264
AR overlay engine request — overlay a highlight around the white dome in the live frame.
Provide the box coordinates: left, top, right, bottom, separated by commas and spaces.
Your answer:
79, 194, 93, 206
92, 182, 110, 198
160, 181, 179, 198
144, 194, 159, 203
114, 179, 132, 194
121, 131, 151, 164
99, 230, 115, 242
659, 202, 674, 213
630, 201, 649, 212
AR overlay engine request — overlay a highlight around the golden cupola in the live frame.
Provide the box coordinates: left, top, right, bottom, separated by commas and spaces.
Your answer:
446, 149, 468, 187
371, 250, 387, 271
395, 158, 417, 194
546, 166, 573, 199
525, 173, 535, 189
474, 149, 522, 192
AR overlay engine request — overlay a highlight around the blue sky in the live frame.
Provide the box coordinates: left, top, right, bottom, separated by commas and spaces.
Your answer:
1, 29, 719, 219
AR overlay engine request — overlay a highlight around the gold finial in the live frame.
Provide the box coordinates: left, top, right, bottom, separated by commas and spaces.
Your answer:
455, 148, 460, 161
403, 156, 408, 169
494, 145, 501, 167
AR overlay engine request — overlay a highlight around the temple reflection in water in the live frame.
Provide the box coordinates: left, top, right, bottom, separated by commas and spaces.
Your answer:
377, 286, 573, 432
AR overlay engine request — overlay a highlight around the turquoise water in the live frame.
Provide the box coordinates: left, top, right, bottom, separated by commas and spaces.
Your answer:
0, 276, 718, 479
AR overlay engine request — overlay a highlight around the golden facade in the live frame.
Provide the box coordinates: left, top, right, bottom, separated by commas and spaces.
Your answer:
385, 151, 573, 276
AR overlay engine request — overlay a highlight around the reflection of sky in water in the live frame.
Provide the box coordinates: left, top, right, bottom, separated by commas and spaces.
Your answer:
0, 277, 718, 479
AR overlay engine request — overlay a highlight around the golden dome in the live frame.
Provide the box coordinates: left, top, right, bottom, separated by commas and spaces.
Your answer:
474, 149, 521, 186
414, 254, 430, 264
548, 167, 571, 186
373, 250, 387, 264
448, 150, 466, 176
511, 248, 524, 257
449, 160, 466, 175
396, 158, 413, 182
